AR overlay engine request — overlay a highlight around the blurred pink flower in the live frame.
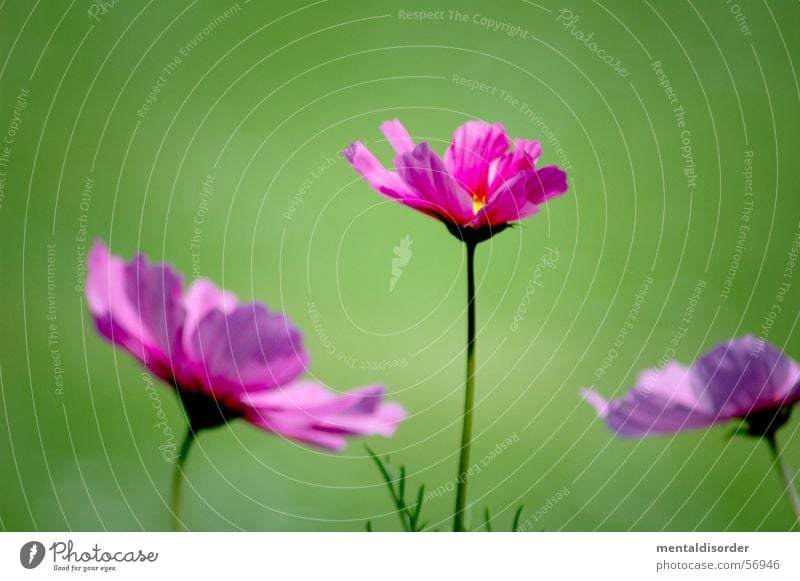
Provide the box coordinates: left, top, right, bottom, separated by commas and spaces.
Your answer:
582, 336, 800, 437
345, 119, 568, 240
86, 241, 405, 451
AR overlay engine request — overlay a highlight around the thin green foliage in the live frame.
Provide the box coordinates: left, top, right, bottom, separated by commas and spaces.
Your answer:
366, 446, 427, 532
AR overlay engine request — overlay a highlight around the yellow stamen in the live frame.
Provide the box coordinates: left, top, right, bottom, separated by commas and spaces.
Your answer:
472, 197, 485, 214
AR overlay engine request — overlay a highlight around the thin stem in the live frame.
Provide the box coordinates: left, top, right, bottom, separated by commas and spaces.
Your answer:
765, 432, 800, 525
454, 240, 477, 532
171, 426, 196, 532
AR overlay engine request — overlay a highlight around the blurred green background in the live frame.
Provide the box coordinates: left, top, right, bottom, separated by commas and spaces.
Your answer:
1, 0, 800, 531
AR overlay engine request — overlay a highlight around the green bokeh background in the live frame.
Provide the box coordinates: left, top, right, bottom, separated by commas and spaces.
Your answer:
2, 0, 800, 531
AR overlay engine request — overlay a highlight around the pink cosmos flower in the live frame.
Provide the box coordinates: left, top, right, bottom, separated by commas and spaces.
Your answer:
86, 241, 406, 451
345, 119, 568, 241
582, 336, 800, 438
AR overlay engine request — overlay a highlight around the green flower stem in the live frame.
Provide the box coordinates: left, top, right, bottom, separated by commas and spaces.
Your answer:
454, 240, 477, 532
765, 432, 800, 524
171, 426, 196, 532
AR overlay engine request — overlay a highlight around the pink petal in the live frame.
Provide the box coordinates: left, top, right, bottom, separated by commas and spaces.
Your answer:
580, 363, 718, 438
182, 278, 238, 345
581, 386, 717, 437
694, 336, 800, 416
444, 120, 509, 199
241, 382, 407, 451
635, 361, 710, 411
344, 141, 451, 221
185, 303, 308, 403
380, 119, 415, 155
472, 166, 568, 227
396, 142, 474, 224
86, 240, 186, 383
344, 141, 417, 201
489, 139, 542, 193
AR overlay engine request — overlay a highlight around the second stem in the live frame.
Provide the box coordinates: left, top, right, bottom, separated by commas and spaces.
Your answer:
171, 426, 196, 532
454, 240, 477, 532
765, 432, 800, 525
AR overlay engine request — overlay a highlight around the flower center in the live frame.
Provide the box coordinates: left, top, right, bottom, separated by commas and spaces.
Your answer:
472, 196, 486, 214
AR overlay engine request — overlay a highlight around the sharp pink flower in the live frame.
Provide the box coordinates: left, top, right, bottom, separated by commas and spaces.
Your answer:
86, 240, 406, 451
581, 336, 800, 437
345, 119, 568, 240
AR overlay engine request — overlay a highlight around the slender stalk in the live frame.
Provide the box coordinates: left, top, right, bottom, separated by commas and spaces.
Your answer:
765, 432, 800, 525
454, 240, 477, 532
171, 426, 196, 532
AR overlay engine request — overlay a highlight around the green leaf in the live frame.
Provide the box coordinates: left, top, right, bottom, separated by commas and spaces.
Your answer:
409, 485, 425, 531
366, 445, 399, 505
398, 466, 407, 504
365, 445, 428, 532
511, 505, 524, 532
366, 445, 407, 531
484, 507, 493, 532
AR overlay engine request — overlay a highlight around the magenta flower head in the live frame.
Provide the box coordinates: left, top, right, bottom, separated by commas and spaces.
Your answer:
345, 119, 568, 243
86, 240, 406, 451
347, 119, 568, 531
582, 336, 800, 438
583, 337, 800, 522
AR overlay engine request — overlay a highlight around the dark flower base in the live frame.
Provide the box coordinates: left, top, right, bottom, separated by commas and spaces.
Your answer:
445, 222, 510, 245
176, 389, 243, 433
741, 405, 793, 438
